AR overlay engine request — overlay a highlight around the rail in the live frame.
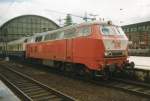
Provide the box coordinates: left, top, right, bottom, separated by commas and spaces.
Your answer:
0, 64, 76, 101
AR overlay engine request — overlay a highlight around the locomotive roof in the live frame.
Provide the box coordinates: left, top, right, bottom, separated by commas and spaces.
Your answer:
8, 21, 116, 43
33, 21, 114, 37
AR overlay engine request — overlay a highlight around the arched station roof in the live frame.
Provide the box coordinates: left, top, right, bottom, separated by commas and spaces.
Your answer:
0, 15, 59, 42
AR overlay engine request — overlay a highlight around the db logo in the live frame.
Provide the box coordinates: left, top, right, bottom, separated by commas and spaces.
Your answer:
112, 40, 121, 48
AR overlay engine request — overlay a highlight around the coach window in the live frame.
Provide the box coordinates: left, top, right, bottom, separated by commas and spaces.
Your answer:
17, 44, 19, 51
20, 44, 22, 51
64, 28, 76, 38
18, 44, 20, 51
44, 34, 51, 41
27, 38, 31, 43
59, 31, 64, 39
44, 32, 60, 40
51, 32, 60, 40
24, 39, 28, 43
19, 44, 21, 51
35, 36, 42, 42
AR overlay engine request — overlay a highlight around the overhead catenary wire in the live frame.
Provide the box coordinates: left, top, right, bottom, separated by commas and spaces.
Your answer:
45, 9, 94, 22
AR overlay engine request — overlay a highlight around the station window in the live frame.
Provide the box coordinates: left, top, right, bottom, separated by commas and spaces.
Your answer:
48, 28, 53, 31
138, 26, 143, 31
146, 26, 150, 31
142, 26, 146, 31
130, 27, 137, 32
126, 28, 129, 32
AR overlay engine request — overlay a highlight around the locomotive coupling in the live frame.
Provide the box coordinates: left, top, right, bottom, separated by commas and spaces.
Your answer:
124, 61, 135, 69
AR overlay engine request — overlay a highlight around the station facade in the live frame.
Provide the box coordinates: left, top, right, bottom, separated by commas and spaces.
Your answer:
122, 21, 150, 49
0, 15, 59, 42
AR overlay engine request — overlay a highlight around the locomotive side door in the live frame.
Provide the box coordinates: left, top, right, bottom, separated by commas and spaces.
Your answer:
66, 39, 73, 62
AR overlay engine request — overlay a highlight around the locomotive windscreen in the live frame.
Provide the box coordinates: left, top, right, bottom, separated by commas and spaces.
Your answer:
100, 25, 125, 36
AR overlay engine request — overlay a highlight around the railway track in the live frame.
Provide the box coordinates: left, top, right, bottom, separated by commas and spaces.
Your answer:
58, 70, 150, 98
0, 64, 76, 101
1, 61, 150, 99
98, 78, 150, 98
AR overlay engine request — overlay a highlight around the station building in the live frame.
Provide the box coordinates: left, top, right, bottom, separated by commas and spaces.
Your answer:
0, 15, 59, 42
122, 21, 150, 49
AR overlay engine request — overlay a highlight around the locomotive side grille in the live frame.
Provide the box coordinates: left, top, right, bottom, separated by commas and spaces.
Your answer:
105, 50, 125, 58
111, 51, 123, 56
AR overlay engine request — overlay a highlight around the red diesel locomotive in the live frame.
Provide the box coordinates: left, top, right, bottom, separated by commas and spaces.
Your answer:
25, 21, 133, 77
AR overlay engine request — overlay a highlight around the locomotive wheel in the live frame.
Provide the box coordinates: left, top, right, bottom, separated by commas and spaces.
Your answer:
77, 66, 94, 79
101, 67, 113, 80
78, 67, 85, 76
60, 63, 65, 72
64, 63, 74, 72
54, 61, 61, 68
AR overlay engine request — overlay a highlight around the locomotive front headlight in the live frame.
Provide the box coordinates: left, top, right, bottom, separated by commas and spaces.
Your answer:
104, 51, 112, 56
104, 51, 109, 56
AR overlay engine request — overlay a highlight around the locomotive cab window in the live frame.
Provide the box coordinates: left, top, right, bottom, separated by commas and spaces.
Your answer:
115, 26, 126, 35
101, 25, 114, 35
51, 32, 60, 40
78, 26, 91, 36
100, 25, 125, 35
44, 32, 61, 41
64, 28, 76, 38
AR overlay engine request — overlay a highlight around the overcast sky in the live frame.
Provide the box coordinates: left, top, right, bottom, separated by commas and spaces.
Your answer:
0, 0, 150, 26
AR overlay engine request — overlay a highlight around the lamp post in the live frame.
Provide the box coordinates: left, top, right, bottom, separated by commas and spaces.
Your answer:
119, 8, 124, 25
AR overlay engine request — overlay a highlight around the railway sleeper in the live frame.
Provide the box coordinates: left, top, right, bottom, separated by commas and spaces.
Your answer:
26, 90, 49, 95
24, 89, 46, 93
19, 86, 42, 91
16, 84, 40, 88
22, 88, 44, 93
15, 83, 37, 87
33, 95, 59, 101
29, 92, 50, 97
31, 93, 56, 99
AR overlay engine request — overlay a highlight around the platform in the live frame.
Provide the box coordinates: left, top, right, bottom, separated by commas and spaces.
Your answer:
0, 80, 20, 101
129, 56, 150, 70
